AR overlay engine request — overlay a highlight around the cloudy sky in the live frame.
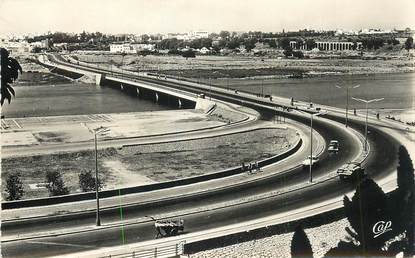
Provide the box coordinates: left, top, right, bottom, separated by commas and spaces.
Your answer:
1, 0, 414, 35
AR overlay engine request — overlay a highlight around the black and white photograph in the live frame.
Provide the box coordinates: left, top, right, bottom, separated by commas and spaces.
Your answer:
0, 0, 414, 257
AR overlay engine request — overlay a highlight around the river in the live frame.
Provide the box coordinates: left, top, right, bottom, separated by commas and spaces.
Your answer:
2, 72, 413, 118
1, 82, 170, 118
213, 72, 414, 110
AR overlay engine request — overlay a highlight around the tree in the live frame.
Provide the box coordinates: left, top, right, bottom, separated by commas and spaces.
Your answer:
293, 51, 304, 59
182, 49, 196, 58
79, 170, 102, 192
305, 39, 316, 50
283, 46, 293, 57
5, 173, 24, 201
219, 31, 230, 40
141, 34, 149, 43
279, 37, 291, 50
291, 224, 313, 258
343, 178, 392, 254
395, 146, 414, 256
244, 38, 257, 52
45, 171, 69, 196
405, 37, 413, 51
1, 48, 22, 105
268, 39, 277, 48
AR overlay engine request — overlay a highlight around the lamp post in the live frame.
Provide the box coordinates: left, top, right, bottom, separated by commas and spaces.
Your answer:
83, 125, 110, 226
352, 97, 384, 152
335, 84, 360, 127
296, 108, 325, 183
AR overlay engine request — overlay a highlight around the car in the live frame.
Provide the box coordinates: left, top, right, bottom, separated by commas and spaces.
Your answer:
328, 140, 339, 153
337, 162, 366, 180
302, 156, 319, 168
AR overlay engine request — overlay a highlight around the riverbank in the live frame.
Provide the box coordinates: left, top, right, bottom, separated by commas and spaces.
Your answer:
71, 54, 414, 79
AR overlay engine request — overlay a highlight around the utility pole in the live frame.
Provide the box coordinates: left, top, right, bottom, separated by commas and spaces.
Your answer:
335, 84, 360, 127
352, 97, 384, 152
82, 125, 110, 226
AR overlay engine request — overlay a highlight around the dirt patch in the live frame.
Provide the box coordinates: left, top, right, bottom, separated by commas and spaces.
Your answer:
1, 128, 298, 200
34, 132, 68, 143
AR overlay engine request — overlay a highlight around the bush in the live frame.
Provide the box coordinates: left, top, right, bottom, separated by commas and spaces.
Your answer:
5, 173, 24, 201
182, 50, 196, 58
292, 51, 304, 59
45, 171, 69, 196
79, 170, 102, 192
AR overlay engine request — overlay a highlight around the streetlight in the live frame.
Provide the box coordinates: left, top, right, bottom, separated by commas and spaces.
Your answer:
335, 84, 360, 127
83, 124, 110, 226
297, 108, 326, 183
352, 97, 384, 152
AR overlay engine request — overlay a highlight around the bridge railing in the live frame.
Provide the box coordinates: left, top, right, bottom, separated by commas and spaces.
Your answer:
98, 241, 186, 258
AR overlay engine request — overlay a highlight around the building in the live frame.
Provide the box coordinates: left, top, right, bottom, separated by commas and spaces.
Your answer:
163, 31, 209, 41
199, 47, 210, 54
132, 43, 155, 52
289, 40, 362, 51
109, 43, 135, 54
3, 41, 33, 53
109, 43, 156, 53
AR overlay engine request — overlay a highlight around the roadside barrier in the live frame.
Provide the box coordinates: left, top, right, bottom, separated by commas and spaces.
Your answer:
2, 138, 302, 210
95, 241, 185, 258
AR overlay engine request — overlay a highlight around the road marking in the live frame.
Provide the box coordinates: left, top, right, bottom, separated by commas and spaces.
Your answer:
26, 240, 95, 249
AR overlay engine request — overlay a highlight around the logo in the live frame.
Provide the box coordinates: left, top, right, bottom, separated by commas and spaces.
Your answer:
372, 221, 392, 238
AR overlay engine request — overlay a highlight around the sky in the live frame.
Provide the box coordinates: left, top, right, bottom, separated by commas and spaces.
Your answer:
0, 0, 414, 36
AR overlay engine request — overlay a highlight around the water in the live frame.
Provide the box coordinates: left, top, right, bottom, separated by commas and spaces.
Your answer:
214, 73, 415, 110
2, 73, 413, 118
1, 82, 170, 118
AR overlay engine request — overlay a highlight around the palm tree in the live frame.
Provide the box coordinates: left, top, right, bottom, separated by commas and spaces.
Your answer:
1, 48, 22, 105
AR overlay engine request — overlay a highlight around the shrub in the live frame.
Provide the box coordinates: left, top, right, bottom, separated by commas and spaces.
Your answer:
5, 173, 24, 201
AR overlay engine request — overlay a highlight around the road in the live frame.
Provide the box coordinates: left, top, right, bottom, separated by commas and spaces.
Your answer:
0, 56, 402, 258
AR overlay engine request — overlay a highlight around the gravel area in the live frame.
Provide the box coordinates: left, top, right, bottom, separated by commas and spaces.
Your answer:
117, 127, 297, 182
189, 218, 350, 258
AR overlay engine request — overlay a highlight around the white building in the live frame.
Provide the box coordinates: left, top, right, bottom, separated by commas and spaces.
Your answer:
199, 47, 210, 54
163, 31, 209, 41
289, 41, 362, 51
109, 43, 135, 54
109, 43, 156, 53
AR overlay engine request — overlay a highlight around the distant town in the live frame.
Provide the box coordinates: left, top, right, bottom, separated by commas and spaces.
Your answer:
2, 28, 414, 58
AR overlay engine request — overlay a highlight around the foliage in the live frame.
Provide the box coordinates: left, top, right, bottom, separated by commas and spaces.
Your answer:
45, 171, 69, 196
405, 37, 413, 50
361, 37, 385, 50
279, 37, 291, 50
219, 31, 231, 39
1, 48, 22, 105
5, 173, 24, 201
244, 38, 257, 51
395, 146, 414, 255
292, 51, 304, 59
305, 39, 316, 50
182, 49, 196, 58
343, 178, 393, 253
291, 224, 313, 258
79, 170, 102, 192
325, 147, 415, 257
283, 47, 293, 57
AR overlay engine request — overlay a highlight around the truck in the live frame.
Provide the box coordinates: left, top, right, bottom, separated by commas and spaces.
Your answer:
337, 162, 366, 180
147, 216, 185, 238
